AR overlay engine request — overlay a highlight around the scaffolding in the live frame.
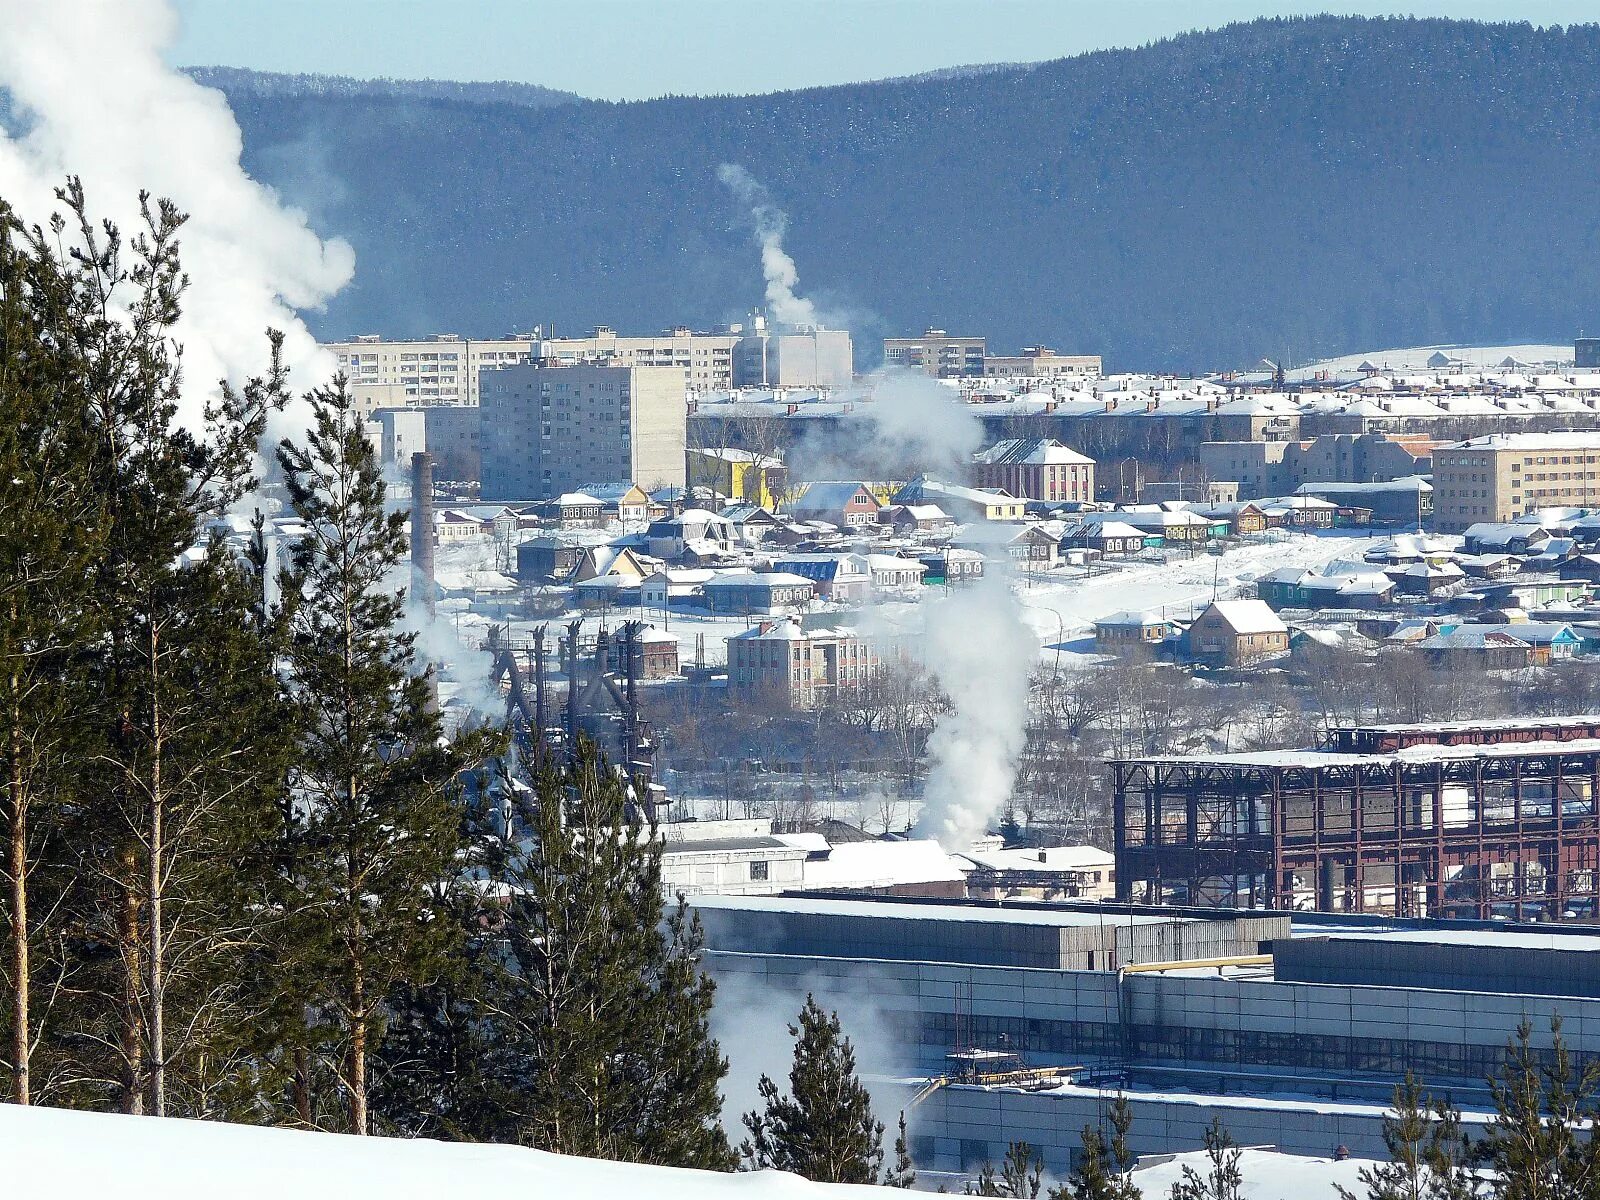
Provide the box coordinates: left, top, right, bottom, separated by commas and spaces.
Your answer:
1113, 720, 1600, 920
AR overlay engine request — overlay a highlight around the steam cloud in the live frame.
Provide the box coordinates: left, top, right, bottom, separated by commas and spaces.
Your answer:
717, 163, 821, 329
848, 371, 1037, 850
0, 0, 355, 430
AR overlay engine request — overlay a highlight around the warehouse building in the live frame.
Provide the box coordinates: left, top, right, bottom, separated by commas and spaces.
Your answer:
695, 892, 1600, 1175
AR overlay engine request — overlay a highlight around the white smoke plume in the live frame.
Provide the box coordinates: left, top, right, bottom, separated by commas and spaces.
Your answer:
842, 371, 1038, 851
0, 0, 355, 432
717, 162, 821, 329
915, 566, 1036, 849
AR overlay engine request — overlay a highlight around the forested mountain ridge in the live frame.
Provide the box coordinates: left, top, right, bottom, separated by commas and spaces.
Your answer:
205, 17, 1600, 372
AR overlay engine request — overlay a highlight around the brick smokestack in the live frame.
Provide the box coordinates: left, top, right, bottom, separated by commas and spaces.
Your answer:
410, 451, 436, 616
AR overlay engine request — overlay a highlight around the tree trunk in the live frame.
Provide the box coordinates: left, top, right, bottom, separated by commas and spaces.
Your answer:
8, 662, 30, 1105
145, 624, 165, 1117
348, 943, 366, 1135
119, 843, 144, 1115
293, 1045, 312, 1127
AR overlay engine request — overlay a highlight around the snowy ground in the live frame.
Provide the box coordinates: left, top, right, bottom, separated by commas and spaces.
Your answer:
0, 1101, 1391, 1199
0, 1103, 897, 1199
426, 530, 1395, 698
1010, 530, 1394, 653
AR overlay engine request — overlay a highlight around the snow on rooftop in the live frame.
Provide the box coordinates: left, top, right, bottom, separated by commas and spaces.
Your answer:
800, 840, 969, 890
0, 1103, 893, 1200
691, 894, 1191, 927
1131, 1148, 1384, 1200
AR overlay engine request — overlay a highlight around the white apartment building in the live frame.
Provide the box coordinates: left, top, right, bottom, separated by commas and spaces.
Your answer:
534, 326, 739, 389
478, 362, 688, 501
325, 334, 534, 406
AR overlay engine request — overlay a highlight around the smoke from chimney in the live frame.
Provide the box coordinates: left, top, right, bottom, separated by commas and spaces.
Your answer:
0, 0, 355, 432
845, 370, 1037, 851
717, 163, 820, 330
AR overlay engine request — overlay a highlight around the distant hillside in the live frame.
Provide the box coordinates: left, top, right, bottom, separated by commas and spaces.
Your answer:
208, 16, 1600, 372
185, 67, 581, 109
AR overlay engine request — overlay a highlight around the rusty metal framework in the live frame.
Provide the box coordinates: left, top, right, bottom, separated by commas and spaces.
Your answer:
485, 619, 664, 821
1113, 726, 1600, 919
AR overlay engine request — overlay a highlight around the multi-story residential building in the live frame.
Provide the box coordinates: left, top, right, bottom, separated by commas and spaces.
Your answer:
883, 329, 987, 377
421, 405, 482, 482
981, 347, 1101, 380
732, 315, 854, 388
324, 334, 535, 405
726, 618, 878, 709
535, 325, 739, 389
325, 325, 750, 403
1432, 432, 1600, 532
478, 362, 688, 501
1199, 432, 1432, 499
972, 438, 1096, 503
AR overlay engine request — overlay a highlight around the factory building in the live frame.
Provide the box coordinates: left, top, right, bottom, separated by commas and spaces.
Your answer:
1113, 715, 1600, 918
695, 892, 1600, 1174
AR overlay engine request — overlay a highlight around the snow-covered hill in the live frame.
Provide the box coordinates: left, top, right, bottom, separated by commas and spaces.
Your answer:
0, 1104, 892, 1200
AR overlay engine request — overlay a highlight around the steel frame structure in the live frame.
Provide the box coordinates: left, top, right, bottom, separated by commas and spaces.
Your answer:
1113, 726, 1600, 919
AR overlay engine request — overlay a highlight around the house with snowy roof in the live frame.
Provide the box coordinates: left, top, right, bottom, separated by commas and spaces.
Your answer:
1186, 599, 1290, 666
1093, 610, 1175, 655
701, 570, 815, 615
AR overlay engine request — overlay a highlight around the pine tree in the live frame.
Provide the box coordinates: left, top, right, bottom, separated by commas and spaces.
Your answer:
1170, 1118, 1243, 1200
967, 1141, 1043, 1196
1058, 1095, 1140, 1200
8, 181, 294, 1118
274, 377, 500, 1134
1481, 1018, 1600, 1200
1337, 1074, 1481, 1200
485, 745, 734, 1168
884, 1112, 917, 1189
0, 196, 103, 1106
743, 994, 886, 1183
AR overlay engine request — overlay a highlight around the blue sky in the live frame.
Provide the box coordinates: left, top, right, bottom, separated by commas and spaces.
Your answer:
169, 1, 1598, 101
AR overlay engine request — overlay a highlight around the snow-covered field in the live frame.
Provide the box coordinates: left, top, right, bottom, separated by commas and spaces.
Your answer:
1012, 530, 1393, 650
0, 1103, 895, 1199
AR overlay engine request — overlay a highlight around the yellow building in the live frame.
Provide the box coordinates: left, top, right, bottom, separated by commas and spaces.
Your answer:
686, 448, 789, 509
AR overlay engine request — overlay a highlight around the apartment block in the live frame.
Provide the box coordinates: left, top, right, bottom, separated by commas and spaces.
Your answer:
981, 347, 1101, 380
534, 325, 738, 389
422, 404, 482, 482
1432, 432, 1600, 532
478, 362, 687, 501
883, 329, 987, 377
726, 618, 878, 709
325, 334, 534, 405
972, 437, 1096, 503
